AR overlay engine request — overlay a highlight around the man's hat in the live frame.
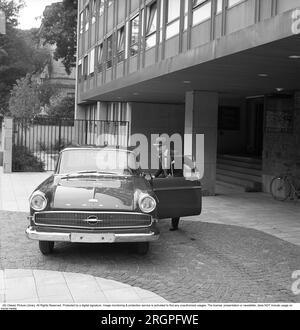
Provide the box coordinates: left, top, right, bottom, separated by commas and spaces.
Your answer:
153, 136, 167, 146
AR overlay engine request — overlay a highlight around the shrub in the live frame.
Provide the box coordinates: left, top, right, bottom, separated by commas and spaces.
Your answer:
12, 146, 45, 172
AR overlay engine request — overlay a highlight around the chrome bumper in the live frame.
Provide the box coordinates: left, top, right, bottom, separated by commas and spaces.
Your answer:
26, 226, 159, 243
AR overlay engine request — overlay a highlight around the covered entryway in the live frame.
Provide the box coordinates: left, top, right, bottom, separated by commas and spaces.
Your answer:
217, 97, 265, 192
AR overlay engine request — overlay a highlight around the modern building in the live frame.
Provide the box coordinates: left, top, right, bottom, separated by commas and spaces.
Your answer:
76, 0, 300, 195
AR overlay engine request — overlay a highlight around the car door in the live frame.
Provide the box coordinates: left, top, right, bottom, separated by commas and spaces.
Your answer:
151, 177, 202, 220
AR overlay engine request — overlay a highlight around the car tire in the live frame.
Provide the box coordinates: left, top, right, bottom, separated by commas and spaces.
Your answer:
137, 242, 149, 255
39, 241, 54, 255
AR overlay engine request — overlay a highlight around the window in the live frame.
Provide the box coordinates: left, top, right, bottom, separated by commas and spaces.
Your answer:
91, 0, 97, 23
228, 0, 243, 8
117, 26, 125, 63
216, 0, 223, 13
184, 0, 189, 31
97, 43, 104, 72
167, 0, 180, 23
83, 55, 88, 80
192, 0, 211, 26
79, 12, 84, 34
84, 4, 90, 31
166, 0, 180, 39
78, 62, 82, 82
130, 15, 139, 56
106, 35, 113, 69
89, 48, 95, 76
99, 0, 104, 15
146, 1, 157, 49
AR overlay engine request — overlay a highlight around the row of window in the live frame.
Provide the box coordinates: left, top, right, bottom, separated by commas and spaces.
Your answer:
80, 0, 113, 34
85, 102, 128, 122
78, 0, 245, 80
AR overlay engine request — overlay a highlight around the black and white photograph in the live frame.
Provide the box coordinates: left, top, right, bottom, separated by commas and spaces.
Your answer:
0, 0, 300, 313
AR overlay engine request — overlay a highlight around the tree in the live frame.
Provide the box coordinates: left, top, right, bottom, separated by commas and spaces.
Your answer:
47, 94, 75, 119
0, 1, 50, 115
40, 0, 77, 75
38, 81, 59, 107
9, 74, 41, 118
0, 0, 24, 28
0, 0, 24, 114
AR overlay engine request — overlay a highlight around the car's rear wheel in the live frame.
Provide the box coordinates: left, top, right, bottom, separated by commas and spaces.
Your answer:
137, 242, 149, 255
39, 241, 54, 255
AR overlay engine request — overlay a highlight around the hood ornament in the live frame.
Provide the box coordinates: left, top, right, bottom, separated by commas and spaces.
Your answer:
89, 199, 98, 204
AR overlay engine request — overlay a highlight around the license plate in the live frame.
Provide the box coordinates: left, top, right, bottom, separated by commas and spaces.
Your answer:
71, 233, 115, 243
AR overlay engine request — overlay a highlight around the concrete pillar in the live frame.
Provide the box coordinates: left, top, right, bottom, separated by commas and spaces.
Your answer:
75, 104, 86, 120
98, 102, 108, 120
184, 91, 219, 196
3, 117, 13, 173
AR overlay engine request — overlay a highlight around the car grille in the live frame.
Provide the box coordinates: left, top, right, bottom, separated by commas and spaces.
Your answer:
34, 212, 152, 229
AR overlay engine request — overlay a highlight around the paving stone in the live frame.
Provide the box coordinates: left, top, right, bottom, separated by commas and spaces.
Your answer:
0, 192, 300, 303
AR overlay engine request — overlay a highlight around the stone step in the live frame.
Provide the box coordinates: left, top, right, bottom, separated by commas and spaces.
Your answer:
218, 154, 262, 165
217, 163, 262, 176
216, 181, 248, 193
216, 173, 262, 192
217, 168, 262, 183
217, 158, 262, 170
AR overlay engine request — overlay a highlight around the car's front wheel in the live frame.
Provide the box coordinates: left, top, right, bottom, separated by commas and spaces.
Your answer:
39, 241, 54, 255
137, 242, 149, 255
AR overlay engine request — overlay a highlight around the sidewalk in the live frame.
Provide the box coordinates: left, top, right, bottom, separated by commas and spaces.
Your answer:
0, 269, 169, 304
0, 168, 50, 212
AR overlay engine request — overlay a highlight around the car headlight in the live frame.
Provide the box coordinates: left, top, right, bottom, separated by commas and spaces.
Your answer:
30, 191, 48, 211
139, 194, 156, 213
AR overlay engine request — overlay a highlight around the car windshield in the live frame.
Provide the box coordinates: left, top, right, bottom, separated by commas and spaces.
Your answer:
58, 149, 140, 176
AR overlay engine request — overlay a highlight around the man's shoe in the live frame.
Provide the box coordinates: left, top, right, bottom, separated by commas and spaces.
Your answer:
170, 227, 178, 231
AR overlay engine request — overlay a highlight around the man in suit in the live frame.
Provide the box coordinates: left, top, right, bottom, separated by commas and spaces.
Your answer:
153, 137, 182, 231
153, 137, 183, 179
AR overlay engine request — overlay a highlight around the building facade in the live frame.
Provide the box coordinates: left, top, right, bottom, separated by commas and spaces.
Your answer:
33, 43, 76, 98
76, 0, 300, 195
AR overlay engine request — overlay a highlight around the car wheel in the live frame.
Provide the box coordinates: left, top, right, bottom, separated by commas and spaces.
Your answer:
137, 242, 149, 255
39, 241, 54, 255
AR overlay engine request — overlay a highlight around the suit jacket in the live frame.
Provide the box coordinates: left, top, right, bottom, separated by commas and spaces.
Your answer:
154, 150, 183, 178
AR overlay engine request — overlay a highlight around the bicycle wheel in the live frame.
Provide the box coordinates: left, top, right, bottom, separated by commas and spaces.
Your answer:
270, 177, 291, 201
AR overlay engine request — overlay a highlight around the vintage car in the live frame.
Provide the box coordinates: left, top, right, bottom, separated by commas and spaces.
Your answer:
26, 147, 202, 255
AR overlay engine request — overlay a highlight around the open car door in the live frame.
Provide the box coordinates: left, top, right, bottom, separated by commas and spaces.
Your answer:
151, 177, 202, 220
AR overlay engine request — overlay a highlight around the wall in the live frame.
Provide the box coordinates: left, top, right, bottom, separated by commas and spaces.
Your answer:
131, 102, 185, 137
130, 102, 185, 169
262, 92, 300, 192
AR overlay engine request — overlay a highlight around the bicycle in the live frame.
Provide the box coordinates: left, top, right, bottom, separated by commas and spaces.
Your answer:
270, 162, 300, 201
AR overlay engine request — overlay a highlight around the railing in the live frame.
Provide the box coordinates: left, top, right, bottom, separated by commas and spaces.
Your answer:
12, 117, 130, 172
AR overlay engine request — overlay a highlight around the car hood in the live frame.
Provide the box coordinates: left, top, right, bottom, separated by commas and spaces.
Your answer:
49, 175, 150, 211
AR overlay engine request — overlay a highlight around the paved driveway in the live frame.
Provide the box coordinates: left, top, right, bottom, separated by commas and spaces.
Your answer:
0, 169, 299, 303
0, 210, 299, 303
